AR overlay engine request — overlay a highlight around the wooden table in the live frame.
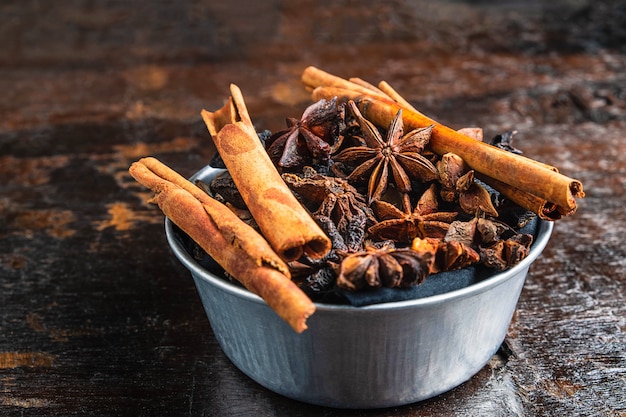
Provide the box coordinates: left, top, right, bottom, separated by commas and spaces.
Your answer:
1, 1, 625, 415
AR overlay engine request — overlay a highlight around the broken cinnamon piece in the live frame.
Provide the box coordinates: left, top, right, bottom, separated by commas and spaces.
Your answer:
201, 84, 331, 262
129, 157, 315, 333
302, 66, 585, 217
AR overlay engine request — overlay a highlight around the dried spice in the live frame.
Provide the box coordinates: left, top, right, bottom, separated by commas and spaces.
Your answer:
266, 98, 345, 170
129, 157, 314, 333
188, 75, 563, 302
437, 153, 498, 217
437, 240, 481, 271
334, 101, 438, 211
293, 214, 366, 298
282, 166, 375, 237
336, 243, 434, 291
303, 66, 584, 215
200, 94, 542, 297
201, 85, 331, 262
490, 130, 523, 154
442, 217, 533, 270
207, 171, 247, 209
368, 184, 457, 242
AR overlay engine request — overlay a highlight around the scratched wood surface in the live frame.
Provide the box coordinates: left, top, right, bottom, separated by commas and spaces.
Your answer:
1, 1, 625, 416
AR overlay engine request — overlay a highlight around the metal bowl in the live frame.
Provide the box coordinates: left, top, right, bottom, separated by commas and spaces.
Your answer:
165, 165, 553, 409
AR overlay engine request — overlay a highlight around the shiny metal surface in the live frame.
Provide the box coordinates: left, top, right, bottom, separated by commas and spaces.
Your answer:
165, 165, 554, 409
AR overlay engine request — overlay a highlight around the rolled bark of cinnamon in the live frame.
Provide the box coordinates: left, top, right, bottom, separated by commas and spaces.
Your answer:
302, 67, 584, 216
129, 157, 315, 333
201, 84, 331, 262
476, 173, 561, 220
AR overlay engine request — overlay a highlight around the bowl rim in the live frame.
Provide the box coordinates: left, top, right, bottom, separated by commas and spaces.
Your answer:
165, 164, 554, 313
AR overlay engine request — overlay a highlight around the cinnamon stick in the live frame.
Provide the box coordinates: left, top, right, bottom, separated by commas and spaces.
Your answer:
476, 173, 561, 220
302, 67, 584, 216
129, 157, 315, 333
302, 66, 394, 103
451, 127, 561, 220
201, 84, 331, 262
377, 80, 426, 117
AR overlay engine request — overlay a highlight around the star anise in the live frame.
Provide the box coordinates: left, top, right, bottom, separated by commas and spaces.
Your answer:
480, 233, 533, 270
282, 166, 375, 236
266, 98, 344, 170
437, 152, 498, 217
472, 217, 534, 270
367, 184, 458, 243
433, 216, 530, 272
411, 236, 480, 274
333, 101, 438, 209
336, 243, 434, 291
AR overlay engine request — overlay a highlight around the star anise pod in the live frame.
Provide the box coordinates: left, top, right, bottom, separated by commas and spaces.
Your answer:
367, 184, 458, 243
266, 98, 344, 170
282, 166, 375, 236
290, 212, 370, 300
441, 216, 531, 271
411, 236, 480, 273
437, 152, 498, 217
336, 243, 434, 291
333, 101, 438, 207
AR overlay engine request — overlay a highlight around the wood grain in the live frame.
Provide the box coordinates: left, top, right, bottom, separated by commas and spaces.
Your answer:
1, 1, 625, 416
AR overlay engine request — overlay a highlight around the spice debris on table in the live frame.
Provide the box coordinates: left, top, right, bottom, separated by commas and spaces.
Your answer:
129, 67, 585, 333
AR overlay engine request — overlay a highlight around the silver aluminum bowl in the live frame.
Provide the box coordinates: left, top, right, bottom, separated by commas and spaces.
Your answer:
165, 165, 553, 409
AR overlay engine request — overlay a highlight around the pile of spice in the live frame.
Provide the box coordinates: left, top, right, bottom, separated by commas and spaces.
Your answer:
130, 68, 584, 333
206, 97, 537, 302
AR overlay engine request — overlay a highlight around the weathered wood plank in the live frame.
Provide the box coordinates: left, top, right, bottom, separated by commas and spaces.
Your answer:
1, 1, 625, 416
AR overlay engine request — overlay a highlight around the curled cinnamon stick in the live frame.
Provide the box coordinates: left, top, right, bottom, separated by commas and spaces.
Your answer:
477, 174, 561, 220
302, 66, 585, 216
302, 66, 393, 103
129, 157, 315, 333
452, 128, 562, 220
201, 84, 331, 262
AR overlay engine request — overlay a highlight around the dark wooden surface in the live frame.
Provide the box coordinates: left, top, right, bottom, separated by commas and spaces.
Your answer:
1, 1, 625, 416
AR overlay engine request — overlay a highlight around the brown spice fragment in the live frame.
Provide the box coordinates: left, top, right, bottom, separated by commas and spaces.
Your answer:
282, 166, 375, 237
129, 157, 314, 333
201, 84, 331, 262
303, 66, 584, 216
333, 101, 438, 209
266, 98, 344, 169
368, 184, 457, 243
336, 244, 433, 291
437, 153, 498, 217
